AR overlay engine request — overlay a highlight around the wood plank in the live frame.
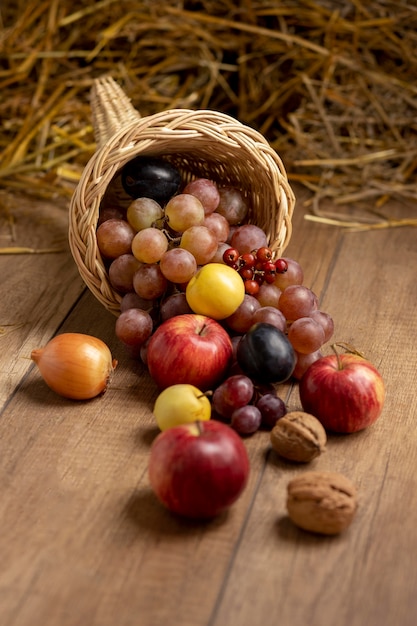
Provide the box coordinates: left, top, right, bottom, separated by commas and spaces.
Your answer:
0, 185, 416, 626
0, 191, 85, 407
0, 186, 337, 626
211, 200, 417, 626
0, 295, 273, 626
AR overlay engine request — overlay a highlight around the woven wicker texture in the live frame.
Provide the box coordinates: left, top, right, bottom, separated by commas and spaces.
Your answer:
69, 77, 295, 316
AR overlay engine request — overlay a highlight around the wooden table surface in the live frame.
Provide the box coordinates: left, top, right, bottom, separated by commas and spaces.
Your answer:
1, 184, 416, 626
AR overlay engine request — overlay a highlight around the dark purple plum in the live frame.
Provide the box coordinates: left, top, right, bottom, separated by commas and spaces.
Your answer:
237, 322, 296, 384
121, 156, 181, 204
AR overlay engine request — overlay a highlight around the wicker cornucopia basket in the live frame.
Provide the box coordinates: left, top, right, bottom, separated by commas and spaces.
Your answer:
69, 76, 296, 316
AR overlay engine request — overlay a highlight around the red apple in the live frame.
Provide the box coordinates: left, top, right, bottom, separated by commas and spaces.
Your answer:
299, 353, 385, 433
147, 313, 233, 390
148, 420, 250, 518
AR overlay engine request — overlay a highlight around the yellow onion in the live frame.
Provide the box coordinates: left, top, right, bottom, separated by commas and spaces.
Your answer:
31, 333, 117, 400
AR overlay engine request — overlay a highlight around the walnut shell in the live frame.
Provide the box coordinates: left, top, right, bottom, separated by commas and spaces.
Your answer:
286, 471, 358, 535
270, 411, 326, 462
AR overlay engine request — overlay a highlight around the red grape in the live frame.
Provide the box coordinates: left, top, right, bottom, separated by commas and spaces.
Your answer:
224, 294, 261, 334
288, 317, 325, 354
231, 405, 262, 435
180, 225, 218, 265
231, 224, 268, 254
292, 350, 323, 380
160, 292, 193, 321
96, 218, 135, 259
212, 374, 254, 419
159, 248, 197, 283
165, 194, 205, 232
127, 197, 163, 231
256, 283, 282, 308
133, 263, 168, 300
216, 187, 249, 225
131, 227, 169, 264
310, 310, 335, 343
203, 212, 230, 242
115, 308, 153, 348
108, 254, 141, 293
255, 393, 287, 429
120, 292, 153, 312
252, 306, 286, 332
98, 206, 125, 225
278, 285, 318, 321
183, 178, 220, 215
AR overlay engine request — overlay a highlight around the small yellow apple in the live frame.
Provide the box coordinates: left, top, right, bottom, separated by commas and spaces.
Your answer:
186, 263, 245, 319
153, 383, 211, 431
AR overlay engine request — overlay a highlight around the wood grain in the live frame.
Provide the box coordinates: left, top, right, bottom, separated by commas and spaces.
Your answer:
213, 199, 417, 626
0, 186, 416, 626
0, 192, 85, 406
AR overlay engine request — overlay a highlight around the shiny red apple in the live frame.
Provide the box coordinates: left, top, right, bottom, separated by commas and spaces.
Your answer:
146, 313, 233, 390
299, 352, 385, 433
148, 420, 250, 519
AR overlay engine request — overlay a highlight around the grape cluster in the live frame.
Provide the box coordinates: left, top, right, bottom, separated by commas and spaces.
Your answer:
220, 249, 334, 381
97, 159, 251, 355
97, 156, 335, 437
212, 374, 287, 435
208, 244, 334, 435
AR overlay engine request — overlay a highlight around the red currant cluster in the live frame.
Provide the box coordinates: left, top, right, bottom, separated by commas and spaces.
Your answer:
223, 246, 288, 295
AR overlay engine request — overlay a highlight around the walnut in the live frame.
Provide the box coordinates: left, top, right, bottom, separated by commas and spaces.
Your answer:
270, 411, 327, 462
286, 471, 358, 535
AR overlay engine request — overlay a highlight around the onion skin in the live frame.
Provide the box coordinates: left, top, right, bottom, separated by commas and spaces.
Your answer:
31, 333, 117, 400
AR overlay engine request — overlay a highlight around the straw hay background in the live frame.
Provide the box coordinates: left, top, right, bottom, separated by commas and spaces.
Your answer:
1, 0, 417, 222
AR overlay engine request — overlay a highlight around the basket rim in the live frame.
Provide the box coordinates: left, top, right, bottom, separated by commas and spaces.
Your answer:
72, 106, 292, 206
69, 106, 296, 316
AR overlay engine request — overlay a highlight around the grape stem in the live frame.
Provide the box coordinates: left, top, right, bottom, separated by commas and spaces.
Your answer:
162, 228, 181, 246
151, 216, 167, 230
150, 216, 181, 246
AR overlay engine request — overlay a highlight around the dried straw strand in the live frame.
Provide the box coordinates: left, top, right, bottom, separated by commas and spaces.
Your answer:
0, 0, 416, 220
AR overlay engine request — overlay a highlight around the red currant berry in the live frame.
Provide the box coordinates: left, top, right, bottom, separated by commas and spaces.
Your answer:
262, 261, 276, 274
244, 279, 260, 295
256, 246, 273, 262
264, 272, 276, 284
275, 258, 288, 273
240, 252, 256, 268
223, 247, 240, 266
239, 267, 254, 280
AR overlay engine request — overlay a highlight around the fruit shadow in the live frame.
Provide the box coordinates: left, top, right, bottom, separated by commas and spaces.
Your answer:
274, 515, 345, 545
122, 486, 231, 538
135, 423, 160, 447
266, 445, 357, 546
16, 375, 93, 409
